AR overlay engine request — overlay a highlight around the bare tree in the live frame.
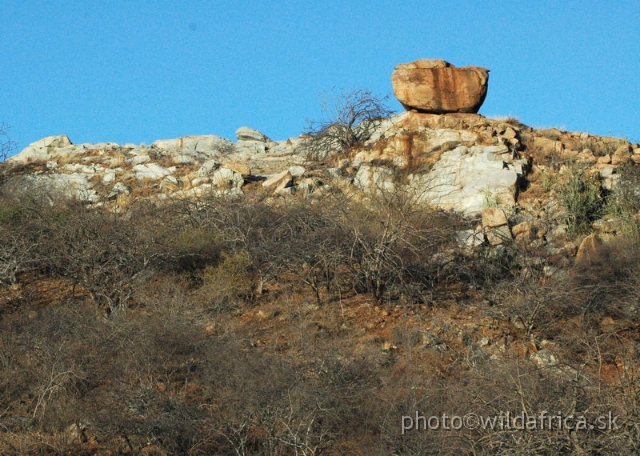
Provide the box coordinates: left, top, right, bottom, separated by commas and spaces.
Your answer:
339, 187, 456, 303
301, 89, 394, 159
0, 122, 15, 163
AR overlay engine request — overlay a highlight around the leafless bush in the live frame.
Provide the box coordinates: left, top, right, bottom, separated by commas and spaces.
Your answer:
571, 233, 640, 319
45, 203, 163, 313
605, 164, 640, 229
301, 89, 394, 160
0, 203, 45, 284
0, 123, 15, 163
337, 188, 458, 303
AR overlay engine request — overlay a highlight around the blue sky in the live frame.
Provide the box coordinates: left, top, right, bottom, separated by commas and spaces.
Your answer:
2, 1, 639, 156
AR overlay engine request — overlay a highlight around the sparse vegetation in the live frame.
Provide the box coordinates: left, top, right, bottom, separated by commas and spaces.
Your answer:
556, 166, 604, 236
0, 123, 14, 163
605, 164, 640, 232
1, 178, 639, 454
3, 109, 640, 454
300, 89, 394, 159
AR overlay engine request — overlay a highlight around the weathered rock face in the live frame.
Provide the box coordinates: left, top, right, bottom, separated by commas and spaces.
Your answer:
10, 135, 75, 163
3, 126, 307, 205
407, 142, 527, 215
392, 59, 489, 114
236, 126, 270, 142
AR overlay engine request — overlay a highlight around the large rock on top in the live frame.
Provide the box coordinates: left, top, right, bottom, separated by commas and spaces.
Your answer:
392, 59, 489, 114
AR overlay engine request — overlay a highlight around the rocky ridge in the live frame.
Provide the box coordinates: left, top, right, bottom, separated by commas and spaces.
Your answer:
4, 57, 640, 267
4, 111, 639, 260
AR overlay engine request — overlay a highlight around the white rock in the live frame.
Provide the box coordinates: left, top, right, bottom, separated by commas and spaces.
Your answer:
152, 138, 179, 150
182, 184, 213, 198
180, 135, 232, 153
427, 129, 478, 154
128, 155, 150, 165
191, 177, 210, 187
171, 153, 195, 165
133, 163, 175, 180
92, 142, 119, 149
4, 173, 98, 204
364, 113, 409, 145
55, 145, 86, 157
236, 126, 270, 142
599, 165, 616, 178
63, 163, 99, 174
158, 176, 180, 192
235, 141, 266, 155
268, 140, 297, 155
30, 135, 72, 149
456, 229, 485, 248
411, 145, 524, 216
197, 160, 219, 176
602, 174, 620, 191
107, 182, 132, 199
152, 135, 233, 155
262, 170, 292, 190
326, 168, 343, 178
354, 165, 395, 193
102, 170, 116, 183
210, 167, 244, 190
128, 146, 149, 156
289, 165, 306, 177
9, 146, 49, 163
10, 139, 90, 163
477, 144, 509, 160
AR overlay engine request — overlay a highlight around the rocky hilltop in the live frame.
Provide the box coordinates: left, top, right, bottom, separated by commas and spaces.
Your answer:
4, 94, 639, 260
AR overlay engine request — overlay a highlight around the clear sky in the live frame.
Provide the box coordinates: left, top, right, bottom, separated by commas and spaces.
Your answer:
2, 1, 639, 156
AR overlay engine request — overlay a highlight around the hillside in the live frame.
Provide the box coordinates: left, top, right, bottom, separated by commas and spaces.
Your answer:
1, 61, 640, 454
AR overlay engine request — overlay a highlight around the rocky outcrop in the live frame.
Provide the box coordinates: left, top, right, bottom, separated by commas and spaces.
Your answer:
151, 135, 233, 156
4, 127, 305, 205
408, 143, 527, 215
262, 170, 293, 193
133, 163, 175, 180
392, 59, 489, 114
4, 112, 638, 232
10, 135, 75, 163
236, 126, 270, 142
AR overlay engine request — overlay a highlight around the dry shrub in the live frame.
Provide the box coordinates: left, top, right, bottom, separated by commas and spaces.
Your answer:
556, 166, 605, 237
572, 233, 640, 319
334, 188, 461, 303
193, 251, 253, 315
3, 146, 640, 454
301, 88, 394, 160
